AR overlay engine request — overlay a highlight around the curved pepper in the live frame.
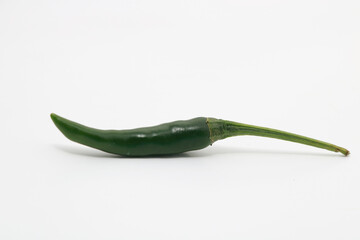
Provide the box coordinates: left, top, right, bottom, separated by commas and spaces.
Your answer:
51, 113, 349, 157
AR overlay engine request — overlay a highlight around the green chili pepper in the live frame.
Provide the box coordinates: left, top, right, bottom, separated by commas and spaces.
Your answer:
50, 113, 349, 157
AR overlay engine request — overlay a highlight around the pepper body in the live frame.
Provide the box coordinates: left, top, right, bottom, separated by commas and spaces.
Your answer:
51, 114, 210, 156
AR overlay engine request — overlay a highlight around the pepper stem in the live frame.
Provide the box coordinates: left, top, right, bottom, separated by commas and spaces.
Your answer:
206, 118, 349, 156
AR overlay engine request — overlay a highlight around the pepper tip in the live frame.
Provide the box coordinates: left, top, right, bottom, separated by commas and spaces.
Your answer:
50, 113, 60, 124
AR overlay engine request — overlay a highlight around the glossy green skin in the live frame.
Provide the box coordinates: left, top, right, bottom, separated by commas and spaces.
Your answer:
51, 114, 211, 156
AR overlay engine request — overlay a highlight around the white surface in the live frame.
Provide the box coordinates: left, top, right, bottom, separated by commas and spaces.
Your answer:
1, 0, 359, 239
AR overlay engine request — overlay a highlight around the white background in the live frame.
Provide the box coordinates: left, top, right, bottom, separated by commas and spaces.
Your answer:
0, 0, 359, 239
